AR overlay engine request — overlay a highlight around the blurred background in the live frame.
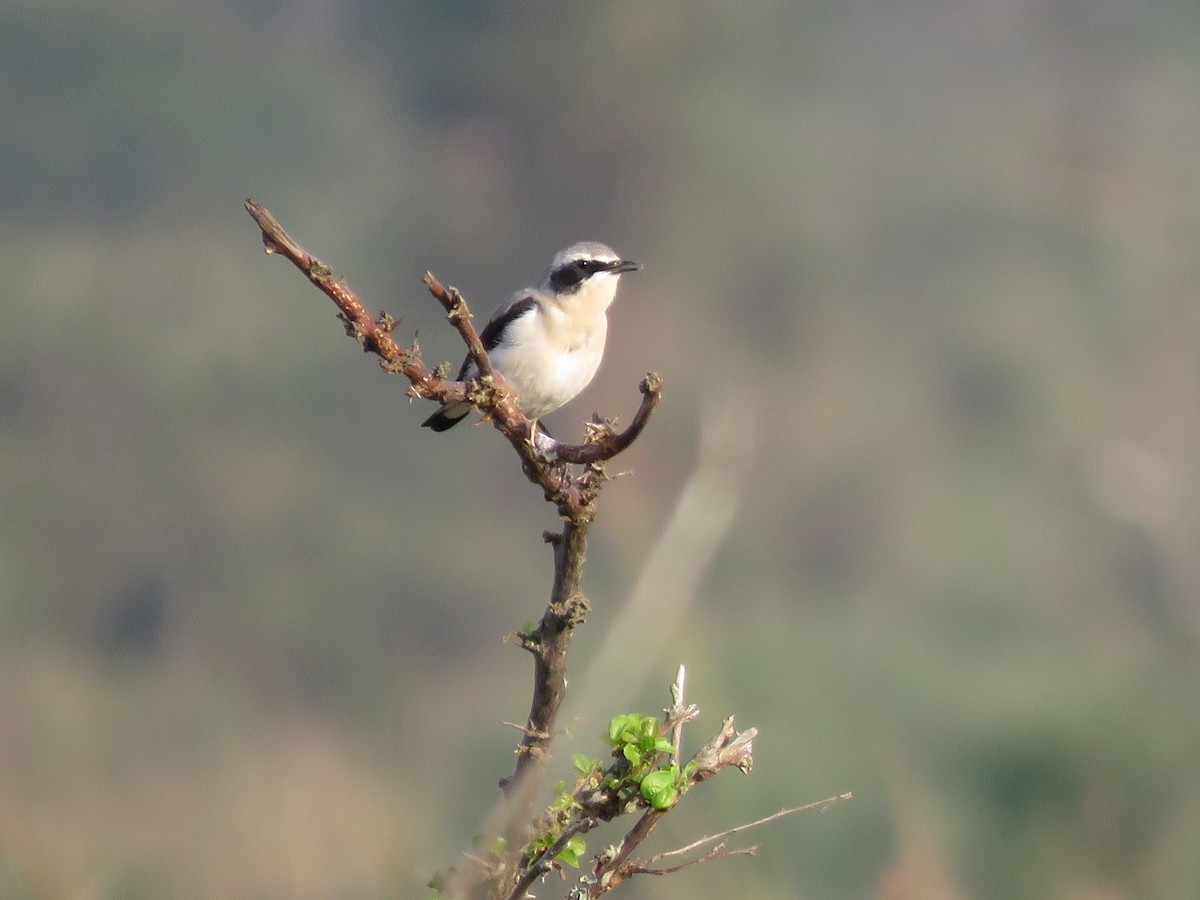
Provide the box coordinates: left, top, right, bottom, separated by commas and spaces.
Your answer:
3, 0, 1200, 896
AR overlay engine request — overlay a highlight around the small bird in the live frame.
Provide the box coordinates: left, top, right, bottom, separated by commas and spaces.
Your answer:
422, 242, 641, 433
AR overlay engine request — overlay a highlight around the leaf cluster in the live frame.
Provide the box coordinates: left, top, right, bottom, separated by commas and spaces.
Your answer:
602, 713, 696, 811
506, 713, 697, 886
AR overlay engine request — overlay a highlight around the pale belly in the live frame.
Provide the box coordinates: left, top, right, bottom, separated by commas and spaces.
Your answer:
490, 341, 603, 419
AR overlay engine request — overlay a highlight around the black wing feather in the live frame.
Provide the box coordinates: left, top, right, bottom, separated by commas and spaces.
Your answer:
425, 296, 539, 432
456, 294, 538, 378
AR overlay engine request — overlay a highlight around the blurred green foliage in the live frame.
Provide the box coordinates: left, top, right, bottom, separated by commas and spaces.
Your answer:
2, 0, 1200, 897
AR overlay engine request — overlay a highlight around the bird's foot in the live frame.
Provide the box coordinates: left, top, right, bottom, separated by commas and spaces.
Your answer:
526, 420, 560, 462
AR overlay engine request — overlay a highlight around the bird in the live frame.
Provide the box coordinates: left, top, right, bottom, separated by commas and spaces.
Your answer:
422, 241, 641, 434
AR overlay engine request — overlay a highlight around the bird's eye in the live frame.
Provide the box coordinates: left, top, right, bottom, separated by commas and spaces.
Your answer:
575, 260, 595, 274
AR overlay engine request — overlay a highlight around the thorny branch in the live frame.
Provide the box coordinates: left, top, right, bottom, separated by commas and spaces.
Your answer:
244, 199, 664, 883
246, 200, 848, 899
244, 198, 661, 523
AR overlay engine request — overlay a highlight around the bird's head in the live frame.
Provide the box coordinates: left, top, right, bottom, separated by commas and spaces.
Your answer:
543, 242, 641, 308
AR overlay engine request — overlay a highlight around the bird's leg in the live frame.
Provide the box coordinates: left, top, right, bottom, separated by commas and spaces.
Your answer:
538, 424, 575, 486
526, 419, 561, 462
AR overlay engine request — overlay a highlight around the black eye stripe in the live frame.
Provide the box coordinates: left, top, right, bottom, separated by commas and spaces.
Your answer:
549, 258, 616, 292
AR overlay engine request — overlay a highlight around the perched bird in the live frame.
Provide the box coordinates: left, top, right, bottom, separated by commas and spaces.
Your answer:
422, 242, 641, 433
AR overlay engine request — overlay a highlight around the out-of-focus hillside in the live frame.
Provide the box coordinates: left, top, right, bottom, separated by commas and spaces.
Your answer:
2, 0, 1199, 897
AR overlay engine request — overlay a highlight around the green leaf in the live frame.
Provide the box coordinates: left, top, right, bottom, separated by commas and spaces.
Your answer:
636, 716, 660, 741
572, 752, 597, 774
607, 714, 635, 745
470, 834, 506, 855
623, 743, 643, 765
640, 769, 680, 809
608, 712, 665, 748
555, 834, 587, 868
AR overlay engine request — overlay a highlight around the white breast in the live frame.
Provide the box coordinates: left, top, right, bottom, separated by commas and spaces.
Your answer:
490, 322, 606, 419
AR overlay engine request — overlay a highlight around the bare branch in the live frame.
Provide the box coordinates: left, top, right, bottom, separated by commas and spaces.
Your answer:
589, 808, 667, 897
685, 716, 757, 784
668, 664, 686, 767
243, 198, 454, 402
493, 520, 595, 868
626, 842, 758, 877
422, 272, 497, 381
588, 788, 853, 895
543, 374, 663, 465
648, 792, 855, 863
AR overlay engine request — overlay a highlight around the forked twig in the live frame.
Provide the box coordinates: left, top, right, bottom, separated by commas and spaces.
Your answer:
649, 792, 854, 864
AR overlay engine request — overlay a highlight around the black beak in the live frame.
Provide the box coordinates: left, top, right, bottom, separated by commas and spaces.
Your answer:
608, 260, 642, 274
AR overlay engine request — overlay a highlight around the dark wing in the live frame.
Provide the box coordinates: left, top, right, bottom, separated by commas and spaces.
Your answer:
455, 294, 539, 378
427, 296, 539, 432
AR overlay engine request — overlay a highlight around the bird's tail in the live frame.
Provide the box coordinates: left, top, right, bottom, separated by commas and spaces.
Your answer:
421, 401, 473, 432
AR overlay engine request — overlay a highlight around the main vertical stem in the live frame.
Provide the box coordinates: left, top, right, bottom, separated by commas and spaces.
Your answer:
530, 518, 588, 742
500, 518, 591, 841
